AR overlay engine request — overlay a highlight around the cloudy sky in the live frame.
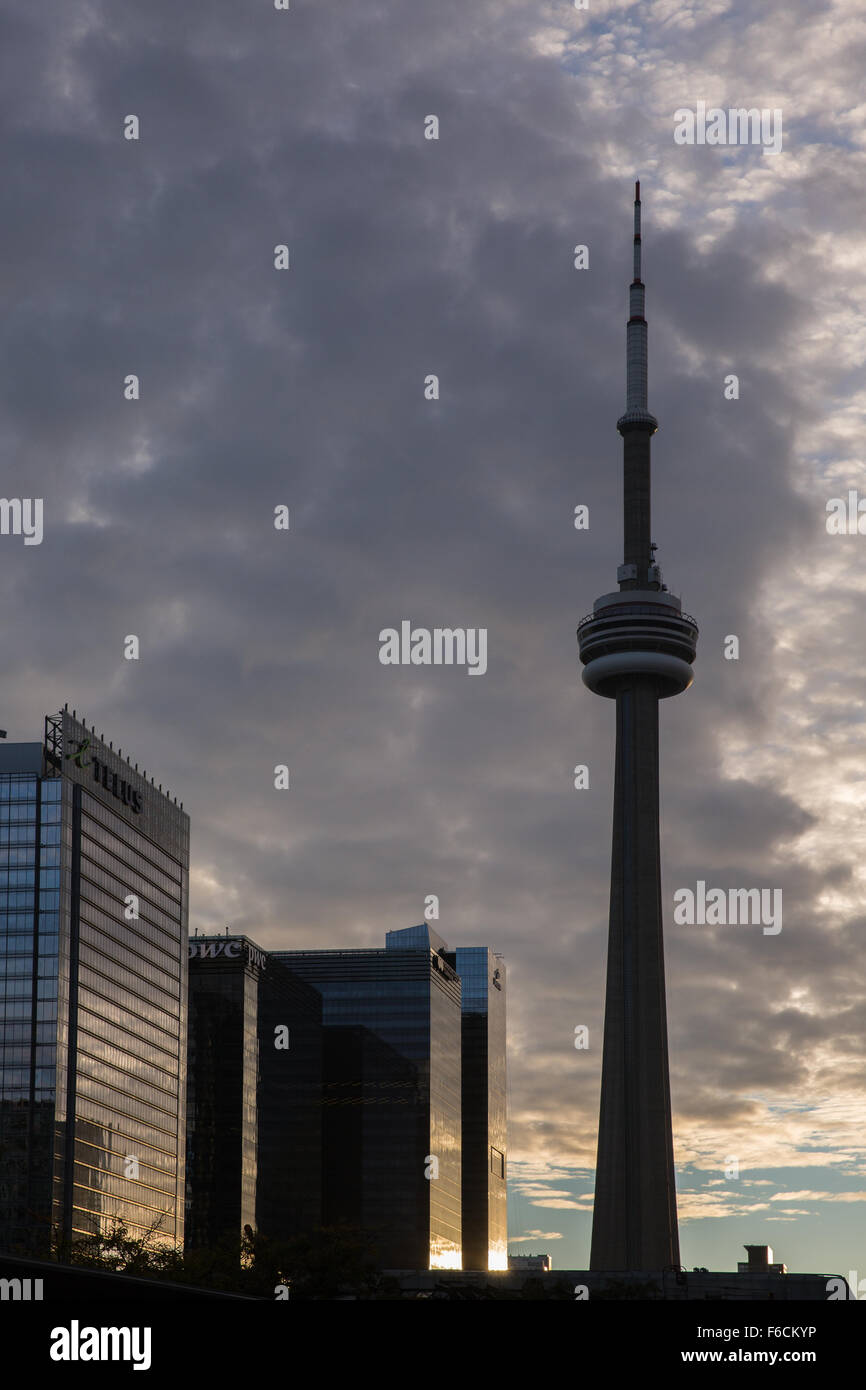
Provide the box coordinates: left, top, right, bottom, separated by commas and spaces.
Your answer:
2, 0, 865, 1277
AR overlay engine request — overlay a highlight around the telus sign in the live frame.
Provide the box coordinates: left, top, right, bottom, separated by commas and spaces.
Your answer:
65, 737, 143, 814
189, 939, 267, 970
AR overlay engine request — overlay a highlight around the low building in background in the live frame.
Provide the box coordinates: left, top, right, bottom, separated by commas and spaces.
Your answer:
508, 1253, 551, 1272
737, 1244, 787, 1275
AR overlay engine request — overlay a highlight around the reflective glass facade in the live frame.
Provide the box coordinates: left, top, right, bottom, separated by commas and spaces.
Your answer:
387, 927, 508, 1271
185, 937, 322, 1248
274, 943, 463, 1270
0, 713, 189, 1256
448, 946, 508, 1271
0, 764, 62, 1254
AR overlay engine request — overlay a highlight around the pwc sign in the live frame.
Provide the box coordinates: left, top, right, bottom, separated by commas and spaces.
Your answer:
188, 939, 267, 970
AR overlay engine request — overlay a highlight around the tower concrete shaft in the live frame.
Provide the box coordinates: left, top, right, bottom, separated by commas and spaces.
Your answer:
577, 183, 698, 1271
591, 681, 678, 1269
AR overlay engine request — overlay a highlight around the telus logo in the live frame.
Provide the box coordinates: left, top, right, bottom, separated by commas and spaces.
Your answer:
66, 739, 143, 814
91, 756, 143, 814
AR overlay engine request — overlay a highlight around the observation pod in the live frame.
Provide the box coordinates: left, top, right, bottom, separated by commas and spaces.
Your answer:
578, 590, 698, 699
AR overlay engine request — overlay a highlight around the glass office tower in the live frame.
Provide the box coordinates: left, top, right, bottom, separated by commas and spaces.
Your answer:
185, 934, 322, 1249
386, 928, 508, 1271
0, 709, 189, 1256
274, 931, 463, 1270
447, 946, 507, 1271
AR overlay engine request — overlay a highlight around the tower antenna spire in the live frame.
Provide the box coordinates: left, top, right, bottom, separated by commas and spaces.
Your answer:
620, 177, 654, 428
616, 179, 659, 589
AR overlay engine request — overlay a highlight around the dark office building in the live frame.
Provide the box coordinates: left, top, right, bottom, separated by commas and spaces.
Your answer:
185, 934, 322, 1249
384, 928, 508, 1271
319, 1023, 419, 1246
274, 929, 463, 1269
443, 943, 507, 1271
0, 709, 189, 1257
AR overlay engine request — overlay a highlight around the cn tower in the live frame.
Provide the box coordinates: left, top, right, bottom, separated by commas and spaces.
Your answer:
578, 183, 698, 1271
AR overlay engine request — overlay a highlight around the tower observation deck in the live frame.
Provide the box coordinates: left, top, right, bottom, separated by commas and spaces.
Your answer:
578, 184, 698, 1271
